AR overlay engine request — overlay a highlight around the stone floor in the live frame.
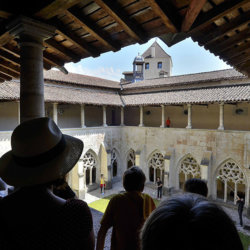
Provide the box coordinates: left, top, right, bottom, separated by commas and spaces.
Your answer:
84, 181, 250, 249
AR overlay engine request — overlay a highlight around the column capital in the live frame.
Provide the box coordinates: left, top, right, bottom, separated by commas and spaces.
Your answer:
7, 16, 55, 41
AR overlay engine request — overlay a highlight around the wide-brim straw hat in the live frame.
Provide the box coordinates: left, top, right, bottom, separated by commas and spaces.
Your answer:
0, 117, 83, 187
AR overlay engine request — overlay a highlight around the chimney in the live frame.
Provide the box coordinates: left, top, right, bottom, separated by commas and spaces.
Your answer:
151, 46, 155, 58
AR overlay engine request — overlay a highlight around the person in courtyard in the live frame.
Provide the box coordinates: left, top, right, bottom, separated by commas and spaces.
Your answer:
236, 194, 245, 226
0, 117, 95, 250
184, 178, 208, 197
96, 166, 156, 250
156, 177, 162, 199
141, 193, 243, 250
100, 174, 105, 195
166, 117, 171, 127
53, 175, 76, 200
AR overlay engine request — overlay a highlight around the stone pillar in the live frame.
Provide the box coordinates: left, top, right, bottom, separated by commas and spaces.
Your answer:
186, 104, 192, 129
224, 181, 227, 202
120, 106, 124, 126
103, 106, 107, 127
154, 168, 156, 183
53, 103, 58, 124
135, 151, 141, 167
78, 160, 85, 200
139, 106, 144, 127
218, 103, 224, 130
17, 101, 20, 124
90, 167, 93, 185
8, 16, 55, 122
160, 105, 166, 128
234, 184, 237, 205
164, 157, 170, 188
81, 104, 86, 128
106, 151, 112, 189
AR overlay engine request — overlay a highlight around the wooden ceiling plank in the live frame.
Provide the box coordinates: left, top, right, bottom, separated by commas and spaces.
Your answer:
50, 18, 100, 57
35, 0, 83, 20
200, 10, 250, 45
0, 10, 12, 19
0, 32, 14, 47
0, 71, 12, 81
0, 65, 19, 78
228, 53, 250, 66
181, 0, 207, 32
0, 49, 20, 65
0, 58, 20, 73
43, 51, 65, 67
94, 0, 147, 43
222, 42, 250, 59
45, 38, 81, 63
66, 9, 120, 51
190, 0, 249, 34
0, 77, 5, 83
145, 0, 179, 33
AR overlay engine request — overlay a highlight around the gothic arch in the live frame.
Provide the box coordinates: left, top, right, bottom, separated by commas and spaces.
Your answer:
111, 148, 121, 178
214, 158, 248, 204
147, 150, 164, 183
82, 149, 98, 185
176, 154, 201, 189
126, 148, 136, 169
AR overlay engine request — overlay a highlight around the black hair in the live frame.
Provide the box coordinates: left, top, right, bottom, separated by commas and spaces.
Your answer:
123, 166, 146, 192
141, 194, 243, 250
184, 178, 208, 197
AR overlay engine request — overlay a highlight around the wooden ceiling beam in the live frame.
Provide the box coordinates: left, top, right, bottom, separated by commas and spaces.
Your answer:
181, 0, 207, 32
146, 0, 179, 33
43, 51, 65, 67
66, 9, 120, 52
94, 0, 148, 44
222, 42, 249, 59
228, 53, 250, 66
0, 71, 12, 81
199, 10, 250, 45
34, 0, 83, 20
0, 49, 20, 65
0, 65, 19, 78
207, 28, 250, 55
190, 0, 249, 34
44, 38, 81, 63
0, 58, 20, 73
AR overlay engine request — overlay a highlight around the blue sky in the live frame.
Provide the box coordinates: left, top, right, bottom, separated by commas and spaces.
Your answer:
65, 37, 231, 81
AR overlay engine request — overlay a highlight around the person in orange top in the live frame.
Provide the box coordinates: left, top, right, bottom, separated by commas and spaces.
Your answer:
96, 166, 156, 250
100, 174, 105, 195
166, 117, 171, 127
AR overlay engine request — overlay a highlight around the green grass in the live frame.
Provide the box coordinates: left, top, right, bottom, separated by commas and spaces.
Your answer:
89, 194, 250, 249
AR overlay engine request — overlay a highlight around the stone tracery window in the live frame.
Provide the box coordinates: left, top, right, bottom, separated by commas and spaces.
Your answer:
127, 149, 135, 169
179, 155, 200, 189
217, 160, 245, 204
148, 152, 164, 183
111, 149, 118, 177
83, 151, 97, 185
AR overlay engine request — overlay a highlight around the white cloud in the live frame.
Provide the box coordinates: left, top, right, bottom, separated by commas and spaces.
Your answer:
65, 63, 122, 81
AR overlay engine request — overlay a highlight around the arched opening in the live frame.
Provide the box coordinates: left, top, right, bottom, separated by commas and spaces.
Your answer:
127, 149, 135, 169
92, 166, 96, 183
86, 168, 90, 185
82, 151, 97, 185
178, 155, 200, 190
148, 152, 164, 183
111, 149, 119, 177
216, 160, 246, 204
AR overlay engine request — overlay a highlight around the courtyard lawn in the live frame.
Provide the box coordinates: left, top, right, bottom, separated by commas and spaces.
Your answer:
89, 194, 250, 250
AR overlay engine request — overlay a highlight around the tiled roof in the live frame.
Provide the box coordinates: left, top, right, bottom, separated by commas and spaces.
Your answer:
122, 84, 250, 106
0, 81, 122, 106
142, 41, 171, 59
122, 69, 245, 89
44, 70, 120, 89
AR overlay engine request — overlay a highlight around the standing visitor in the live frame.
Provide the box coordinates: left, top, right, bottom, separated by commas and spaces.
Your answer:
184, 178, 208, 197
237, 195, 245, 226
96, 166, 155, 250
166, 117, 171, 127
156, 177, 162, 199
100, 174, 105, 195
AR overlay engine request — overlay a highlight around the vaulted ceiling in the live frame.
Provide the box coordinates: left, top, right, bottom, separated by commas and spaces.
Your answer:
0, 0, 249, 82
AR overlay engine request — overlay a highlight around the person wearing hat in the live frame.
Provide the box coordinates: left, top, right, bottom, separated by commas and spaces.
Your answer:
0, 117, 95, 249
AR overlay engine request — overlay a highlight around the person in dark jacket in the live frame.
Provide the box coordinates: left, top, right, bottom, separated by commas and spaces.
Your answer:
237, 195, 245, 226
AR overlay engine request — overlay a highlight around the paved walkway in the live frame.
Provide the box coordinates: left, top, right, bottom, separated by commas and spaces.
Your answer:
84, 181, 250, 249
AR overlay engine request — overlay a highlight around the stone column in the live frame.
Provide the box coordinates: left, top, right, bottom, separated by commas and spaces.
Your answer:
90, 167, 93, 185
186, 104, 192, 129
53, 103, 58, 124
224, 181, 227, 202
154, 168, 156, 183
17, 101, 20, 124
8, 16, 55, 122
120, 106, 124, 126
105, 151, 112, 189
81, 104, 86, 128
139, 106, 144, 127
218, 103, 224, 130
78, 160, 85, 199
103, 106, 107, 127
160, 105, 166, 128
135, 151, 141, 167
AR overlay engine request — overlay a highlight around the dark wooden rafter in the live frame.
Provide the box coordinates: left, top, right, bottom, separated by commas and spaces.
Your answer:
222, 42, 249, 60
181, 0, 207, 32
49, 17, 100, 57
228, 53, 250, 66
0, 58, 20, 73
0, 64, 19, 78
145, 0, 179, 33
65, 9, 120, 52
0, 71, 12, 81
199, 10, 250, 45
190, 0, 250, 34
94, 0, 148, 44
0, 49, 20, 65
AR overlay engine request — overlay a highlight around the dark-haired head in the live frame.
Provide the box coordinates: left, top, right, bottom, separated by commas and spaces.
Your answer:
184, 178, 208, 197
123, 166, 146, 192
141, 194, 243, 250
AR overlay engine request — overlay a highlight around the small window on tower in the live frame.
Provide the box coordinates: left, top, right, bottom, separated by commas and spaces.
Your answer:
145, 63, 149, 70
158, 62, 162, 69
